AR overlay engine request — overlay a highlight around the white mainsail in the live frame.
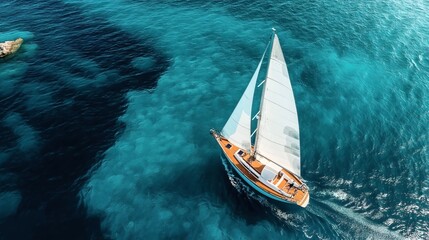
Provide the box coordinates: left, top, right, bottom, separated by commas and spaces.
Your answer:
255, 33, 301, 176
221, 46, 268, 151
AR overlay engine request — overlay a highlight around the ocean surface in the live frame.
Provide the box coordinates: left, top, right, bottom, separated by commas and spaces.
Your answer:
0, 0, 428, 239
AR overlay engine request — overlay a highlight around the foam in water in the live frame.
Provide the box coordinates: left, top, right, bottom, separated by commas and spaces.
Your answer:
317, 200, 403, 239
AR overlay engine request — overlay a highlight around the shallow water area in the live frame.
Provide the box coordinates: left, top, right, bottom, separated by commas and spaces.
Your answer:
1, 0, 428, 239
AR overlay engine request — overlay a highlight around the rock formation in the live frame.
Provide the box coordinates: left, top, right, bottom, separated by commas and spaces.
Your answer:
0, 38, 23, 58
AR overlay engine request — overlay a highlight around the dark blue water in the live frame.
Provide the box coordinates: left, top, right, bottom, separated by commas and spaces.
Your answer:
0, 1, 168, 239
1, 0, 428, 239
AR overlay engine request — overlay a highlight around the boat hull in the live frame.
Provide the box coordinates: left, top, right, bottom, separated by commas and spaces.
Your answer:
211, 129, 309, 207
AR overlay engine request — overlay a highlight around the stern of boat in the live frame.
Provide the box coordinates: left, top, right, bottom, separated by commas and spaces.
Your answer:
298, 191, 310, 208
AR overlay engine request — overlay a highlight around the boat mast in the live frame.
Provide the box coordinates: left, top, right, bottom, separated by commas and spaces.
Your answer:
252, 28, 276, 157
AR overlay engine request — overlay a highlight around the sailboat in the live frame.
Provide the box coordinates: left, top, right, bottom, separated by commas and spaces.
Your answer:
210, 29, 309, 207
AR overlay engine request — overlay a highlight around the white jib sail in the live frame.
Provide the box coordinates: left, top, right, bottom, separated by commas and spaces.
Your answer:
255, 33, 301, 176
221, 45, 268, 151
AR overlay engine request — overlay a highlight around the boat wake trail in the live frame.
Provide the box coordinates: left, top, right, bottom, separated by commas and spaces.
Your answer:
309, 199, 404, 240
221, 155, 403, 239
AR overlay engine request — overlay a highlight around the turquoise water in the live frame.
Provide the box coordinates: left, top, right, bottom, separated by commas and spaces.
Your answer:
1, 0, 428, 239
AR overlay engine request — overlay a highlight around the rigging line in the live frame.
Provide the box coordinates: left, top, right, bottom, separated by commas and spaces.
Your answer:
254, 32, 276, 154
269, 57, 285, 64
257, 134, 301, 157
251, 128, 258, 138
252, 111, 260, 120
265, 76, 291, 89
254, 36, 273, 88
264, 98, 297, 115
223, 117, 251, 131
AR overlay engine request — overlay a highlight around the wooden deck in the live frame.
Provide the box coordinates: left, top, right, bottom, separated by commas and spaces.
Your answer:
211, 131, 309, 207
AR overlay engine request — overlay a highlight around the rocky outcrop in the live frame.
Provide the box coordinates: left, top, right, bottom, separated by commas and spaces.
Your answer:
0, 38, 23, 58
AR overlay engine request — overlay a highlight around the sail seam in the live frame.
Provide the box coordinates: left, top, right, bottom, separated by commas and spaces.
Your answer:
270, 57, 285, 64
259, 128, 300, 142
226, 117, 251, 130
266, 76, 291, 90
264, 98, 297, 115
258, 133, 292, 147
